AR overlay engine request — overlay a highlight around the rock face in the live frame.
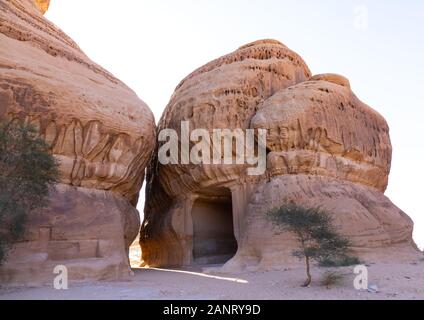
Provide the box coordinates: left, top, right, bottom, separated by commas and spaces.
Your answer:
141, 40, 418, 270
0, 0, 155, 283
35, 0, 49, 14
251, 75, 391, 192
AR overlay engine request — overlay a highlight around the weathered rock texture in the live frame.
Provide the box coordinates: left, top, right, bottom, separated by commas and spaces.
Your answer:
251, 75, 391, 192
141, 40, 418, 270
0, 0, 155, 284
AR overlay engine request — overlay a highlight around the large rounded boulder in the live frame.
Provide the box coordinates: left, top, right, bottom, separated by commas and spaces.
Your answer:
141, 43, 418, 270
0, 0, 156, 283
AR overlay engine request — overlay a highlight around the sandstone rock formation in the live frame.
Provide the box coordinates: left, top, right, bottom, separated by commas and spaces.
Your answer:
0, 0, 155, 284
141, 40, 418, 270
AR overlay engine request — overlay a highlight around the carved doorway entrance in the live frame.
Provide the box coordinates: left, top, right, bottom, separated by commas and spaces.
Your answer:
192, 187, 237, 264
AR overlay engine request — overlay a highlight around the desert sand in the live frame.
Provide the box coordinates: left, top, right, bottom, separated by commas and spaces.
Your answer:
1, 243, 423, 300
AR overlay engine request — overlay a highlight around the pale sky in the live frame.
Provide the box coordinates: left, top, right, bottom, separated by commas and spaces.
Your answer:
46, 0, 423, 249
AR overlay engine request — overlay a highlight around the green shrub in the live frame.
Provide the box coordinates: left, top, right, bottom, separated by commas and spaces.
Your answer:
319, 255, 361, 267
0, 121, 59, 265
267, 203, 359, 287
319, 271, 346, 289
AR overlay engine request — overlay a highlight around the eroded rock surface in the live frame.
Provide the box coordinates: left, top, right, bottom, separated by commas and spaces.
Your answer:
141, 41, 418, 270
251, 76, 391, 191
0, 0, 155, 283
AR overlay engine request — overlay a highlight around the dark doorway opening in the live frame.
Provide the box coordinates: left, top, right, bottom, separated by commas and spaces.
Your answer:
192, 187, 237, 265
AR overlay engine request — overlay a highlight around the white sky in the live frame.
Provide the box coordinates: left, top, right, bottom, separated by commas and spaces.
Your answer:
46, 0, 423, 249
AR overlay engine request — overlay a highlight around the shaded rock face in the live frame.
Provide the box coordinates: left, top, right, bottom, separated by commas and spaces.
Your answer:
141, 41, 418, 269
0, 0, 156, 283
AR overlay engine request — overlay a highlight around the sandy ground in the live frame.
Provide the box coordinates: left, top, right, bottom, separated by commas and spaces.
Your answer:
1, 244, 423, 300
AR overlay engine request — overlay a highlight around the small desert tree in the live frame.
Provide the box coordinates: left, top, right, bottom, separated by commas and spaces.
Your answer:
0, 121, 59, 265
267, 204, 359, 287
